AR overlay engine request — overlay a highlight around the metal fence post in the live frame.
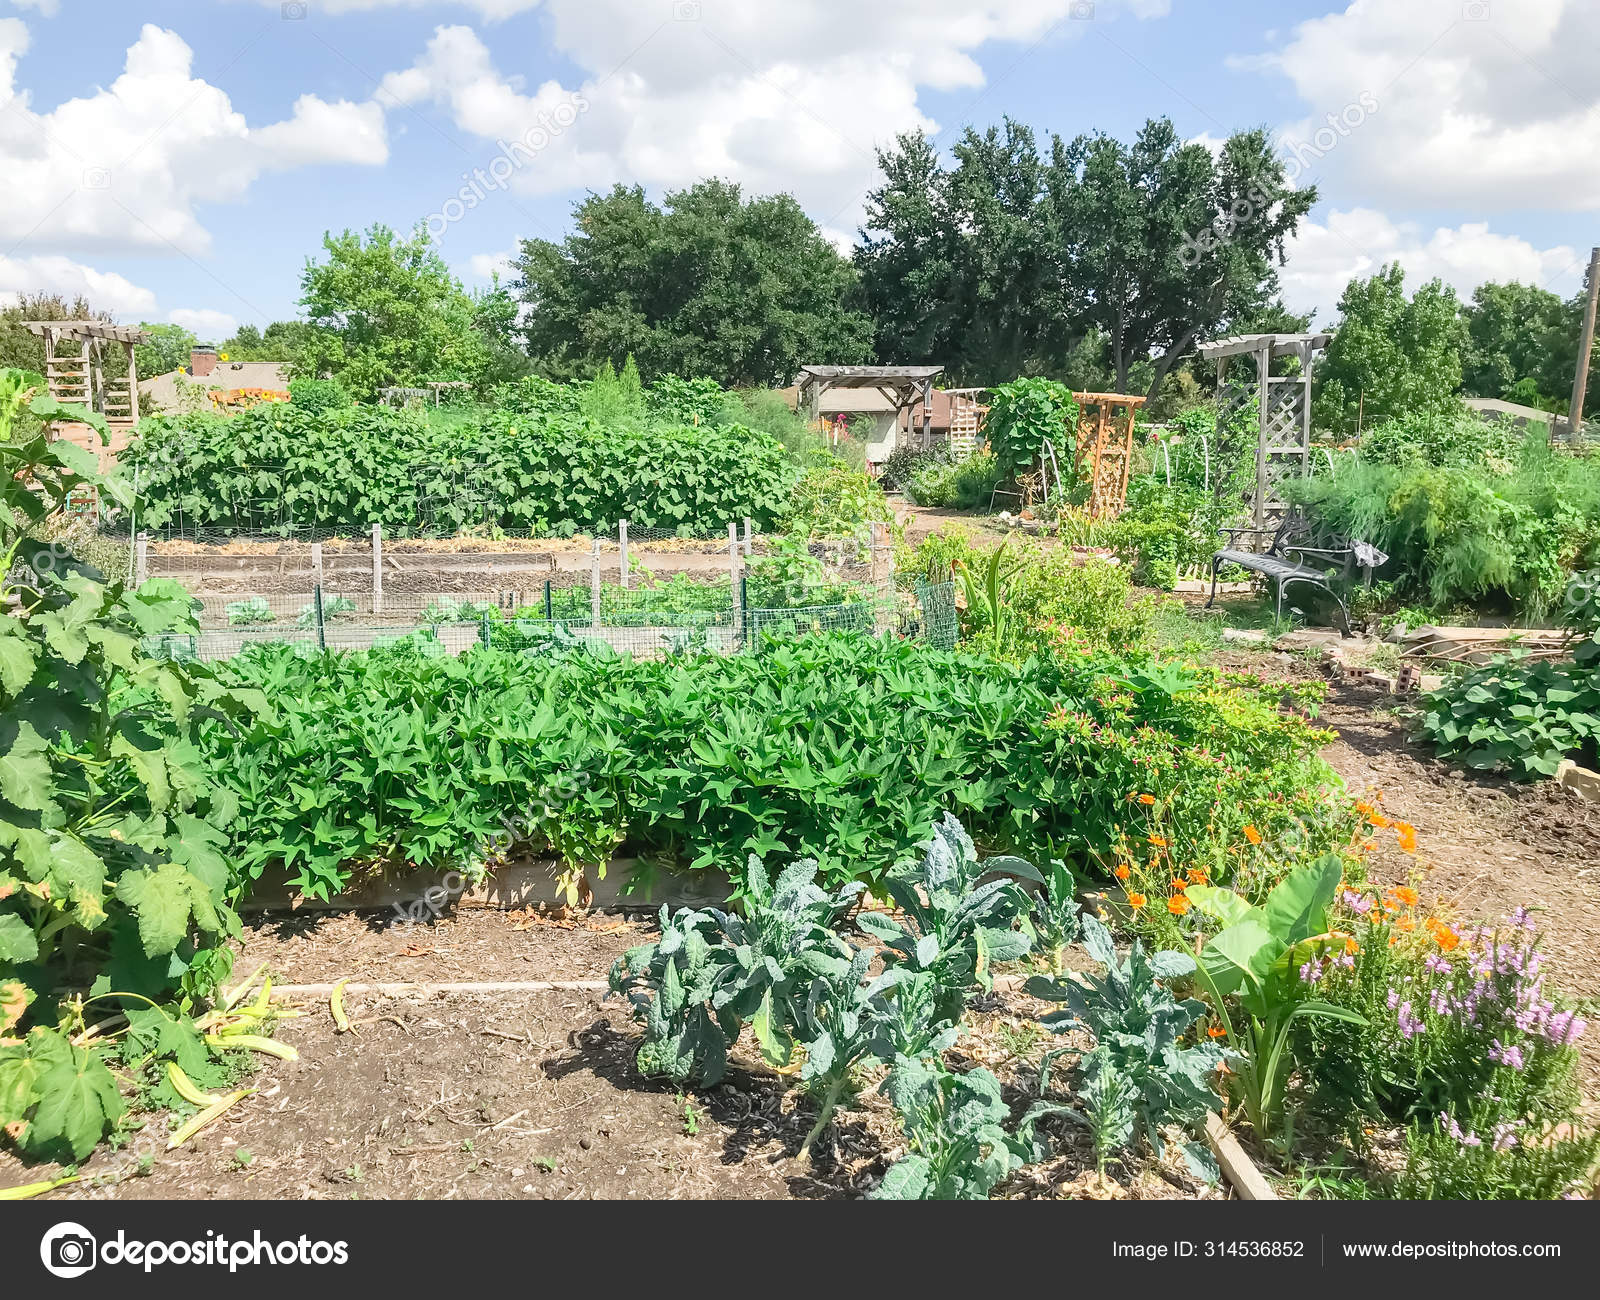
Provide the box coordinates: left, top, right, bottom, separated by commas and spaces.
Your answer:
313, 582, 327, 652
371, 522, 384, 615
590, 539, 603, 627
481, 608, 493, 650
740, 574, 750, 652
134, 531, 149, 586
619, 518, 630, 591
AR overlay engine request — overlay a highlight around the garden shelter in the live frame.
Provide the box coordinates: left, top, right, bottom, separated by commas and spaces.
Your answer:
794, 365, 944, 462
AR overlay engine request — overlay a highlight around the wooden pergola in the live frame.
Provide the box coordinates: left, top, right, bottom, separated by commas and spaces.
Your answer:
1196, 332, 1332, 529
23, 320, 152, 470
794, 365, 944, 449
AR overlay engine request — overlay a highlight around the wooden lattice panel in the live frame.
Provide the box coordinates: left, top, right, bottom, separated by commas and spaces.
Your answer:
947, 389, 986, 461
1072, 392, 1144, 520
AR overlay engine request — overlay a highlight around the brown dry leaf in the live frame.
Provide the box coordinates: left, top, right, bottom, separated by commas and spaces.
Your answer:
586, 920, 625, 934
396, 944, 435, 958
1059, 1170, 1127, 1200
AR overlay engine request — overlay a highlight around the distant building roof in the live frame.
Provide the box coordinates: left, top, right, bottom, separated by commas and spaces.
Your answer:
1464, 397, 1557, 425
140, 361, 290, 412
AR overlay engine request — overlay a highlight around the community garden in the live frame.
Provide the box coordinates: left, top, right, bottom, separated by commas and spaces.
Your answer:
2, 356, 1598, 1206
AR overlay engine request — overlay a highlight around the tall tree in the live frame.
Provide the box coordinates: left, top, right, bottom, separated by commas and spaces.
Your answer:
855, 118, 1315, 395
0, 293, 118, 375
298, 223, 508, 400
1460, 281, 1568, 404
1312, 264, 1468, 436
858, 121, 1065, 382
515, 179, 872, 387
1054, 121, 1315, 397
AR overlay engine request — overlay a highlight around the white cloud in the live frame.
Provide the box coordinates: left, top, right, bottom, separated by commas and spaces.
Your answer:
0, 21, 389, 256
7, 1, 59, 16
1241, 0, 1600, 209
0, 252, 156, 314
167, 307, 239, 339
249, 0, 542, 17
1279, 208, 1580, 323
465, 246, 516, 280
377, 2, 1172, 237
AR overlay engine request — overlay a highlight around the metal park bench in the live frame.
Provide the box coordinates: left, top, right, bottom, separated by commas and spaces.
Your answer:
1205, 510, 1361, 636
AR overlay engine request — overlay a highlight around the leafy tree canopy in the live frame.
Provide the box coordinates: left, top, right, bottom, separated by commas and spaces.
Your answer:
1312, 263, 1468, 437
515, 179, 873, 387
1460, 280, 1569, 407
297, 223, 516, 400
856, 117, 1315, 395
133, 321, 198, 379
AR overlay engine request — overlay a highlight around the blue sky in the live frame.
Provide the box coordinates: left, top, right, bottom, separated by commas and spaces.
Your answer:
2, 0, 1594, 343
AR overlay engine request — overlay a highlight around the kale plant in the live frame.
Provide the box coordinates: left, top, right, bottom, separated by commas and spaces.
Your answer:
1025, 914, 1224, 1180
608, 855, 863, 1085
857, 815, 1040, 1024
872, 1058, 1038, 1200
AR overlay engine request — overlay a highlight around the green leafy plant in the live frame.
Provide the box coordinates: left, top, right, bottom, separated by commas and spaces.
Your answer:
856, 816, 1040, 1025
983, 378, 1080, 484
1186, 856, 1366, 1146
608, 857, 864, 1086
872, 1059, 1035, 1200
225, 597, 276, 626
1026, 858, 1082, 975
1025, 915, 1223, 1178
0, 367, 263, 1161
296, 594, 356, 628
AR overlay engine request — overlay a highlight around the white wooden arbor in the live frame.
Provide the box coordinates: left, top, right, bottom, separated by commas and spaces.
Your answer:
1196, 332, 1332, 529
794, 365, 944, 449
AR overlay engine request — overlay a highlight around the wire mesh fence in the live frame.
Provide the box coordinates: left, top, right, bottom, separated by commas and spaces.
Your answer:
138, 579, 958, 663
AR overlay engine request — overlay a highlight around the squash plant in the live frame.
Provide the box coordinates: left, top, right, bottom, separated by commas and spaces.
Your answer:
0, 369, 262, 1160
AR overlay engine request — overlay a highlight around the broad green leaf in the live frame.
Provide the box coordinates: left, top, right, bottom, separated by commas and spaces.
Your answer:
1263, 856, 1342, 946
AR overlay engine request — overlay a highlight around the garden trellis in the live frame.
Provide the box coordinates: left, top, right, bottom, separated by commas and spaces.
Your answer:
1197, 332, 1332, 532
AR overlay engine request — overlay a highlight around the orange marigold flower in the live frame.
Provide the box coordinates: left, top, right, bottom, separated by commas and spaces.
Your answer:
1369, 811, 1392, 830
1127, 892, 1147, 911
1170, 876, 1187, 892
1148, 834, 1168, 848
1138, 793, 1156, 805
1395, 822, 1418, 854
1345, 937, 1360, 955
1207, 1024, 1227, 1039
1114, 864, 1131, 881
1243, 824, 1262, 845
1167, 894, 1191, 915
1395, 915, 1415, 933
1388, 886, 1419, 908
1187, 867, 1209, 885
1361, 839, 1377, 853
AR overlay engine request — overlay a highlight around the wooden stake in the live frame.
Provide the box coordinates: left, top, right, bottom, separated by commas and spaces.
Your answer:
371, 522, 383, 614
618, 518, 629, 590
1567, 246, 1600, 438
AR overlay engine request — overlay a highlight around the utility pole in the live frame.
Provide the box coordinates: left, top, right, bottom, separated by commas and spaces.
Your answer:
1567, 246, 1600, 438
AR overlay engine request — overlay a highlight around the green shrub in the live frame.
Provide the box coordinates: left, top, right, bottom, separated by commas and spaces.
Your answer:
781, 460, 892, 540
1288, 435, 1600, 618
287, 376, 352, 414
1356, 407, 1526, 472
126, 399, 798, 538
906, 452, 1002, 510
984, 378, 1079, 482
202, 632, 1349, 903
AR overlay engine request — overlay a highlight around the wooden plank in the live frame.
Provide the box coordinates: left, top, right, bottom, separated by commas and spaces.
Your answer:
1204, 1113, 1278, 1200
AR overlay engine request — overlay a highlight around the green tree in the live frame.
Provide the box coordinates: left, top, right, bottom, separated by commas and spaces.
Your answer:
297, 223, 502, 400
133, 322, 198, 378
515, 179, 872, 386
1056, 121, 1314, 397
1460, 281, 1568, 404
0, 293, 120, 376
856, 118, 1315, 396
858, 121, 1066, 383
1312, 264, 1469, 437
